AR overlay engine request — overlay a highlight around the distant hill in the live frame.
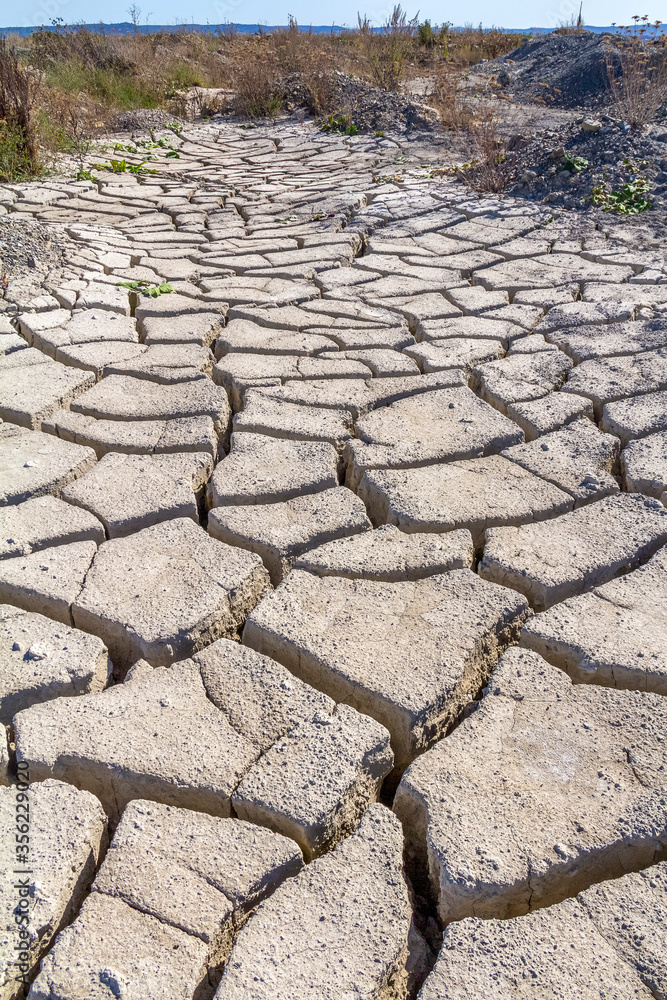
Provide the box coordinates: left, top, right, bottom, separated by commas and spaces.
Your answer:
0, 21, 621, 37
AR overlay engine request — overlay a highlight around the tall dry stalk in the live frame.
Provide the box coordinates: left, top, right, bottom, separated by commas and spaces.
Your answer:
364, 4, 418, 92
605, 17, 667, 128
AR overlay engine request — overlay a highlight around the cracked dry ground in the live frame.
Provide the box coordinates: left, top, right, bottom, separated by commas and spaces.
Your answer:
0, 120, 667, 1000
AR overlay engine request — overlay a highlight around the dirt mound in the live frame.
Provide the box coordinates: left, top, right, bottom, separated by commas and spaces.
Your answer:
495, 31, 614, 110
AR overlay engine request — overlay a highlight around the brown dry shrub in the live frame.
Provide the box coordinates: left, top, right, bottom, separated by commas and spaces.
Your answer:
463, 107, 513, 192
36, 87, 96, 164
359, 5, 419, 92
0, 39, 41, 179
229, 45, 284, 117
272, 21, 338, 113
300, 70, 338, 115
604, 17, 667, 128
432, 66, 478, 129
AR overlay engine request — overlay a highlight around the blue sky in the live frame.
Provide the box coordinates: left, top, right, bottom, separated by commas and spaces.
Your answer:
9, 0, 663, 31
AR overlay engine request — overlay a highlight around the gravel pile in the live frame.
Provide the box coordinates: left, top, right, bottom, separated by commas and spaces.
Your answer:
0, 215, 66, 281
487, 31, 614, 110
283, 72, 438, 133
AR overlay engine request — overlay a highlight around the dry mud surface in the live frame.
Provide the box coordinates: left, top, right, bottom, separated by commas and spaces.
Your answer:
0, 119, 667, 1000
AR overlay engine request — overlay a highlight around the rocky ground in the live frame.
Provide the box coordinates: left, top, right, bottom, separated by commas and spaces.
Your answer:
0, 215, 69, 281
0, 101, 666, 1000
477, 31, 667, 211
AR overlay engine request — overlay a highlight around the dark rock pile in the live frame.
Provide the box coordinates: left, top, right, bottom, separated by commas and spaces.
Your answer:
488, 31, 615, 110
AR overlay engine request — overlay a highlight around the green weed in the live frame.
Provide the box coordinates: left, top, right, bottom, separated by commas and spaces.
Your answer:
591, 158, 652, 213
92, 158, 157, 174
117, 280, 175, 296
564, 154, 589, 172
320, 113, 358, 135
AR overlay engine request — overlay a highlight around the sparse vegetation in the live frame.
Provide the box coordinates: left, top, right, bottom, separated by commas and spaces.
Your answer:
230, 50, 284, 117
2, 15, 523, 134
432, 67, 478, 130
363, 5, 420, 92
555, 3, 585, 34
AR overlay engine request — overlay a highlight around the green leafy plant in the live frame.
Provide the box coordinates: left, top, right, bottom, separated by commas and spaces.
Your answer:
564, 154, 589, 172
143, 282, 175, 297
132, 137, 173, 150
92, 158, 156, 175
75, 166, 94, 180
320, 112, 358, 135
116, 280, 175, 296
591, 158, 652, 213
117, 139, 171, 154
104, 158, 126, 172
165, 150, 180, 158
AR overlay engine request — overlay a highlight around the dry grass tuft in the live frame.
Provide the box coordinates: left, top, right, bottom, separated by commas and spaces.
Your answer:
463, 106, 513, 192
555, 2, 586, 35
431, 67, 478, 129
